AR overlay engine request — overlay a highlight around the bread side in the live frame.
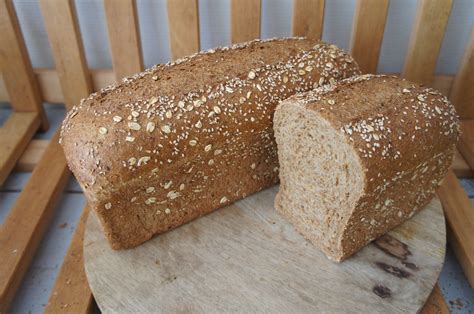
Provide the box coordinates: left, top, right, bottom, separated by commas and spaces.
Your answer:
60, 38, 361, 249
274, 74, 459, 262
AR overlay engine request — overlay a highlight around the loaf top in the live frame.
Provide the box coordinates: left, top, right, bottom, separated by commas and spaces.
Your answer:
60, 38, 360, 202
288, 74, 460, 180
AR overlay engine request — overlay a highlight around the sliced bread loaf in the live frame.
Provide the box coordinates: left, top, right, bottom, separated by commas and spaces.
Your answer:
60, 38, 360, 249
273, 74, 459, 262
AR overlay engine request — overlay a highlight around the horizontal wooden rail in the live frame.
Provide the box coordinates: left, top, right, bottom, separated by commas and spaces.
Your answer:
437, 170, 474, 287
0, 112, 39, 186
0, 71, 457, 105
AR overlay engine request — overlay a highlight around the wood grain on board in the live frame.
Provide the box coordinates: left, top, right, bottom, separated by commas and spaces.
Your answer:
438, 170, 474, 287
0, 0, 48, 129
402, 0, 453, 85
0, 131, 70, 313
104, 0, 143, 81
0, 113, 39, 186
85, 186, 445, 313
350, 0, 389, 74
292, 0, 325, 40
231, 0, 261, 43
45, 206, 94, 313
450, 26, 474, 119
166, 0, 200, 60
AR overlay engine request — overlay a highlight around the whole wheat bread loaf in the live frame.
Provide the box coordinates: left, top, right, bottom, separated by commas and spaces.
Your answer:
274, 74, 459, 262
60, 38, 360, 249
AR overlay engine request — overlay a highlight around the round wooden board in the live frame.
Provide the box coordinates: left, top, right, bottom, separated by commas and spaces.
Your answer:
84, 186, 446, 313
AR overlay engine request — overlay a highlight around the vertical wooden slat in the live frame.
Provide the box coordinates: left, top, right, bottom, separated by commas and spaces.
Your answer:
231, 0, 261, 44
0, 0, 48, 129
349, 0, 389, 74
166, 0, 200, 60
40, 0, 92, 109
458, 120, 474, 171
46, 206, 93, 313
437, 170, 474, 287
402, 0, 452, 85
0, 113, 39, 186
0, 0, 93, 311
103, 0, 144, 81
450, 26, 474, 119
292, 0, 325, 40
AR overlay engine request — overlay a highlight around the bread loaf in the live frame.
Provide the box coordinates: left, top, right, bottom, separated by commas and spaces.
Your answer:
60, 38, 361, 249
274, 74, 459, 262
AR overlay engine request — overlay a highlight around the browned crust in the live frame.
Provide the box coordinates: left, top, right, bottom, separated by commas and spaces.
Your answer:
282, 74, 459, 261
60, 38, 361, 249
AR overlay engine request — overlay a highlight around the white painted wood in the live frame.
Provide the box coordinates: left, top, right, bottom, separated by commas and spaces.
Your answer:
84, 186, 445, 313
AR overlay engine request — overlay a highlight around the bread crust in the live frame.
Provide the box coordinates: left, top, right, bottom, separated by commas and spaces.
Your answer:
275, 74, 459, 261
60, 38, 360, 249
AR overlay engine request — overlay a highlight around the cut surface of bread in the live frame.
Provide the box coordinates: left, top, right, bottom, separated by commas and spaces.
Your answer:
274, 74, 459, 262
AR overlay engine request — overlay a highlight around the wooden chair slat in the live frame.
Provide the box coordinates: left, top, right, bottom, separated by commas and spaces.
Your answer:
402, 0, 453, 85
0, 112, 39, 186
39, 0, 92, 109
420, 284, 450, 314
0, 131, 70, 313
459, 120, 474, 171
104, 0, 144, 81
349, 0, 389, 74
15, 139, 48, 172
231, 0, 261, 43
292, 0, 325, 40
167, 0, 200, 60
0, 0, 48, 129
45, 206, 94, 314
450, 26, 474, 119
452, 150, 474, 177
437, 170, 474, 287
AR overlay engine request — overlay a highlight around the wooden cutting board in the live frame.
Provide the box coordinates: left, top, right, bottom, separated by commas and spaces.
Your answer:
84, 185, 446, 313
